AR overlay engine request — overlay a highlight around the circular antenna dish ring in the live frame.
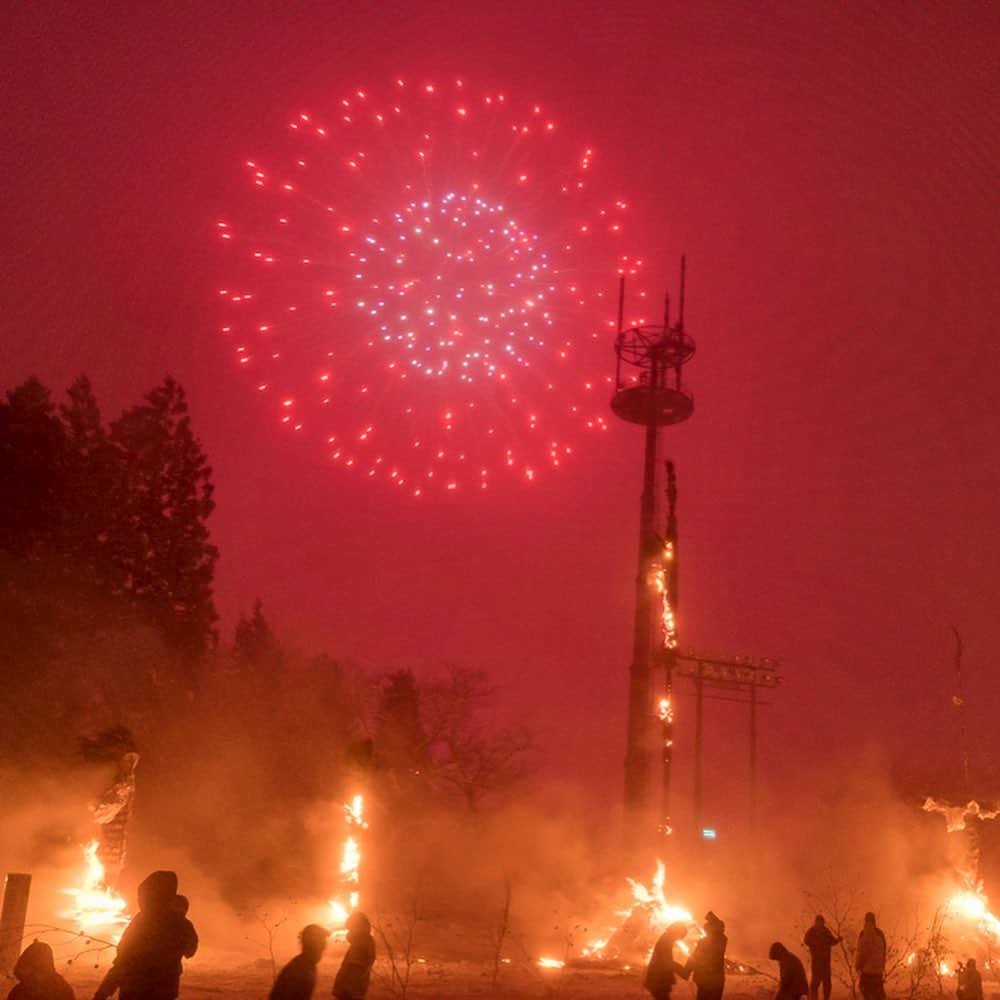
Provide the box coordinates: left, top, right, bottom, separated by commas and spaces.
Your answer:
617, 325, 696, 370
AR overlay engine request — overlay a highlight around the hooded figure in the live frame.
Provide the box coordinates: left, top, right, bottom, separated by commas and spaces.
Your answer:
803, 915, 841, 1000
769, 943, 809, 1000
92, 871, 198, 1000
333, 912, 376, 1000
686, 912, 727, 1000
958, 960, 984, 1000
854, 913, 886, 1000
7, 942, 75, 1000
644, 921, 689, 1000
268, 925, 329, 1000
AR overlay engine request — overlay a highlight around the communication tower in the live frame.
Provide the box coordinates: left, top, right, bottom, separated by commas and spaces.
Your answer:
611, 258, 694, 840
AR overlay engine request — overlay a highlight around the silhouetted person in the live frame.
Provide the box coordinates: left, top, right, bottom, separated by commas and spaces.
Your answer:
269, 925, 329, 1000
804, 914, 841, 1000
7, 942, 75, 1000
770, 943, 809, 1000
644, 921, 689, 1000
333, 912, 375, 1000
92, 870, 198, 1000
854, 912, 886, 1000
685, 911, 727, 1000
958, 960, 983, 1000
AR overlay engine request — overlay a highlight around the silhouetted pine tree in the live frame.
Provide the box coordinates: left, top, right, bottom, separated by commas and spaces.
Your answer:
233, 597, 283, 678
374, 669, 429, 778
59, 375, 115, 584
0, 377, 68, 557
108, 376, 218, 657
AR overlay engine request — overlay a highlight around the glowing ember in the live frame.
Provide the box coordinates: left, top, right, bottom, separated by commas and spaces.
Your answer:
328, 794, 366, 929
216, 78, 646, 495
537, 956, 565, 969
60, 841, 128, 939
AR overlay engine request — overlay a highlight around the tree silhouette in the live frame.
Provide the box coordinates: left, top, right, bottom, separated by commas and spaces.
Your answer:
59, 375, 115, 584
233, 598, 279, 668
422, 667, 536, 813
374, 670, 429, 781
0, 377, 67, 556
108, 376, 218, 656
1, 374, 219, 664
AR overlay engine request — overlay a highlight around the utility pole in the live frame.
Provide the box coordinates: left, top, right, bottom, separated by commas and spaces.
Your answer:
749, 674, 758, 830
952, 626, 969, 795
693, 662, 704, 835
674, 653, 782, 834
0, 874, 31, 976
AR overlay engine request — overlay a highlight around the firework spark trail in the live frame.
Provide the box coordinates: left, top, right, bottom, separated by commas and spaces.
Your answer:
216, 78, 651, 494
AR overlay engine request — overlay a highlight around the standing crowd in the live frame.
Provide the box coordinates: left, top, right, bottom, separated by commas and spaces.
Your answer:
4, 872, 987, 1000
645, 909, 985, 1000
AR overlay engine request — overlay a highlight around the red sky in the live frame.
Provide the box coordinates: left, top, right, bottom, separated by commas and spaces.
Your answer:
3, 1, 998, 831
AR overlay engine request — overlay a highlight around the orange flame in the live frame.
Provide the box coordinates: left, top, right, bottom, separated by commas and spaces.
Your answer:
60, 841, 128, 940
652, 542, 677, 650
626, 861, 695, 929
581, 860, 696, 962
948, 890, 1000, 939
328, 794, 366, 929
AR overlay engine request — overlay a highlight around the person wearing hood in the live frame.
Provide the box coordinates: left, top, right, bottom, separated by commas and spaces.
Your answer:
803, 915, 841, 1000
92, 871, 198, 1000
333, 912, 375, 1000
644, 921, 689, 1000
685, 911, 728, 1000
268, 925, 329, 1000
769, 943, 809, 1000
958, 959, 983, 1000
854, 912, 886, 1000
7, 941, 75, 1000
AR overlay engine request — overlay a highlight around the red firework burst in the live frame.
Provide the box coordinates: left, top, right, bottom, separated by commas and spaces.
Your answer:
215, 78, 649, 495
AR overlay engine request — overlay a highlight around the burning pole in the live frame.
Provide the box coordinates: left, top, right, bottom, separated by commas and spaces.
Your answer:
61, 746, 138, 939
655, 461, 680, 836
329, 793, 367, 930
611, 261, 695, 842
920, 628, 1000, 947
923, 797, 1000, 941
92, 751, 140, 885
327, 738, 376, 931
